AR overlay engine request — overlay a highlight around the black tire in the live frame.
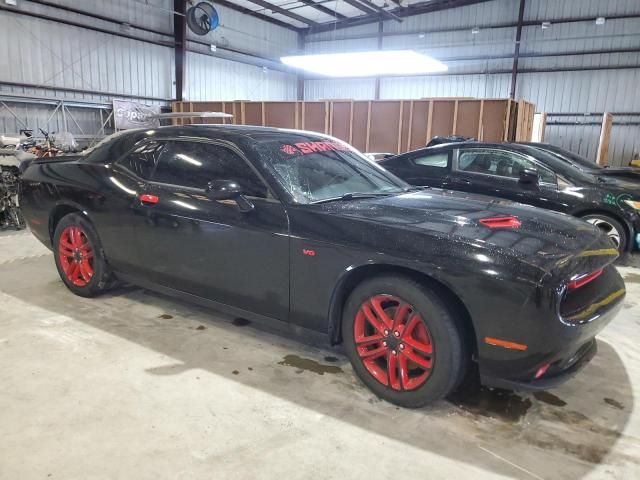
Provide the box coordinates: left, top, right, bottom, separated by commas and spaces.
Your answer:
581, 213, 628, 252
342, 274, 467, 408
53, 213, 115, 297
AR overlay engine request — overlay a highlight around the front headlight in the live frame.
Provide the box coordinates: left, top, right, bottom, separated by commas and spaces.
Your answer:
623, 199, 640, 210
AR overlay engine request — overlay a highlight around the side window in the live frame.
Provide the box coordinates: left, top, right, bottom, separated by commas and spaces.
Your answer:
152, 141, 268, 198
412, 152, 449, 168
457, 150, 498, 175
117, 140, 164, 179
458, 149, 556, 184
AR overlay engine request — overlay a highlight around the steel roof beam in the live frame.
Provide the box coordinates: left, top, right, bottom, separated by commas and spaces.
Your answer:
307, 0, 491, 33
297, 0, 348, 20
243, 0, 321, 27
358, 0, 403, 22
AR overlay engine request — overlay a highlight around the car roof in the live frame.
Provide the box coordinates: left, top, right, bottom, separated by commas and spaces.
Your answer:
146, 124, 333, 141
391, 141, 529, 158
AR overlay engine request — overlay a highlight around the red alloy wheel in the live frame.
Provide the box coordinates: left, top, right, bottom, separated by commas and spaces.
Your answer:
58, 226, 95, 287
354, 295, 434, 391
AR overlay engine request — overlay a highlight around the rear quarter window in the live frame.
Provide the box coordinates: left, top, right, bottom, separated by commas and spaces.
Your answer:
412, 152, 449, 168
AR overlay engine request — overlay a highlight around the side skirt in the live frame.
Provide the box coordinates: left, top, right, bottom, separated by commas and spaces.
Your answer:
114, 271, 330, 346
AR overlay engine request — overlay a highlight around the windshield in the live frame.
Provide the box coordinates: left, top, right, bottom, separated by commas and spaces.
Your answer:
82, 129, 143, 156
517, 144, 599, 184
541, 144, 602, 170
255, 136, 408, 204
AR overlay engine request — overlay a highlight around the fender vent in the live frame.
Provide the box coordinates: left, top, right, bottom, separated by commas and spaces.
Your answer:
479, 216, 521, 229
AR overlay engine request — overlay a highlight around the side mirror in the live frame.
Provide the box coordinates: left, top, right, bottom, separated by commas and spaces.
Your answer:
519, 168, 539, 185
205, 179, 254, 213
205, 179, 242, 200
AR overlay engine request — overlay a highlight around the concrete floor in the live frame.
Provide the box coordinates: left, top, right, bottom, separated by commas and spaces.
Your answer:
1, 230, 639, 480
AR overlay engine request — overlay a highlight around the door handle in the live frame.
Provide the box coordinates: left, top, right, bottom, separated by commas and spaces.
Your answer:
451, 178, 471, 185
139, 194, 159, 205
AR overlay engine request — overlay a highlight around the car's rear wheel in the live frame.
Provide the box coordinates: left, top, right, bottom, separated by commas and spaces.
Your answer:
342, 275, 467, 408
53, 213, 115, 297
581, 213, 628, 252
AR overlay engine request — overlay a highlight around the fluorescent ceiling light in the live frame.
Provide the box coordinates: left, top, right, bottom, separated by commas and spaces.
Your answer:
280, 50, 448, 77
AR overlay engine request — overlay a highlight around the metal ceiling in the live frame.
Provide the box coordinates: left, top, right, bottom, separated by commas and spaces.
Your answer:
226, 0, 494, 32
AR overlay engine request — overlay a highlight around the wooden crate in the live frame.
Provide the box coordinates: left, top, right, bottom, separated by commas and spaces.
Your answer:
172, 97, 536, 153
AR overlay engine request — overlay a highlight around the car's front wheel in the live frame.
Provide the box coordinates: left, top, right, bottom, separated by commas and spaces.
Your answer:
53, 213, 115, 297
342, 275, 467, 408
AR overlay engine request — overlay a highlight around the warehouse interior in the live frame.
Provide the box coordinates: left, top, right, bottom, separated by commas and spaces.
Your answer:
1, 0, 640, 478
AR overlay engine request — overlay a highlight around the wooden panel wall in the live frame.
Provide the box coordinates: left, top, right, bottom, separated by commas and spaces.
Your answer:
301, 102, 329, 133
173, 98, 531, 153
351, 101, 370, 152
369, 101, 402, 153
514, 100, 536, 142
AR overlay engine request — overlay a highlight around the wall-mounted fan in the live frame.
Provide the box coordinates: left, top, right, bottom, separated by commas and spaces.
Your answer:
186, 2, 220, 36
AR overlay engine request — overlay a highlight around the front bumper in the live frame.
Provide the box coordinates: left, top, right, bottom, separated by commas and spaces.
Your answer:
477, 264, 625, 391
481, 338, 597, 391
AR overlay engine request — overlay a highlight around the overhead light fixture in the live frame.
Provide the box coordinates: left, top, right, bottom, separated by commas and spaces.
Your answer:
595, 17, 606, 25
471, 27, 480, 34
280, 50, 447, 77
418, 32, 426, 38
541, 21, 552, 29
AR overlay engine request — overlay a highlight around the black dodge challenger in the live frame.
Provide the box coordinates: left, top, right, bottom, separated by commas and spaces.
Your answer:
20, 125, 625, 407
380, 142, 640, 253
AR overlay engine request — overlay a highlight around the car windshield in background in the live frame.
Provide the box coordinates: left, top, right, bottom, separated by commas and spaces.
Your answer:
539, 145, 602, 170
256, 138, 408, 204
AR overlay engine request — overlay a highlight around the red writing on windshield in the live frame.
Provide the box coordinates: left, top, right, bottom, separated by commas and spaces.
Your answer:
280, 141, 351, 155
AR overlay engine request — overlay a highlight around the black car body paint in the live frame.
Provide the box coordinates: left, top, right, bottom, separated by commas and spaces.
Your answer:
520, 142, 640, 181
381, 142, 640, 252
20, 126, 625, 390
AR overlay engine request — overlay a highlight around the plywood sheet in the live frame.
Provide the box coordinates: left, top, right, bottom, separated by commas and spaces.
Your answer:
244, 102, 263, 126
596, 113, 613, 166
264, 102, 297, 129
351, 101, 370, 152
481, 100, 509, 142
399, 101, 411, 153
408, 100, 430, 150
430, 100, 456, 138
302, 102, 328, 134
456, 101, 482, 138
330, 101, 352, 143
369, 101, 402, 153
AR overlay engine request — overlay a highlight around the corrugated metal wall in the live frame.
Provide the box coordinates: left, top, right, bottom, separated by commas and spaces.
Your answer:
185, 52, 297, 101
304, 0, 640, 166
0, 0, 298, 143
0, 1, 174, 100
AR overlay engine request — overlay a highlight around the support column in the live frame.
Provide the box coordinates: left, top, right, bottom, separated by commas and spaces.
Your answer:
297, 32, 305, 101
374, 19, 383, 100
174, 0, 187, 102
509, 0, 526, 99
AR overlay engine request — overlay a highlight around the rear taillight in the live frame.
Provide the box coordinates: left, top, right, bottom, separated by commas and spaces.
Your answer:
479, 216, 521, 229
567, 268, 603, 291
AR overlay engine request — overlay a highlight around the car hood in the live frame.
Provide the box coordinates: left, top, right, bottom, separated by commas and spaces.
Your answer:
596, 167, 640, 182
321, 189, 615, 272
595, 174, 640, 191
